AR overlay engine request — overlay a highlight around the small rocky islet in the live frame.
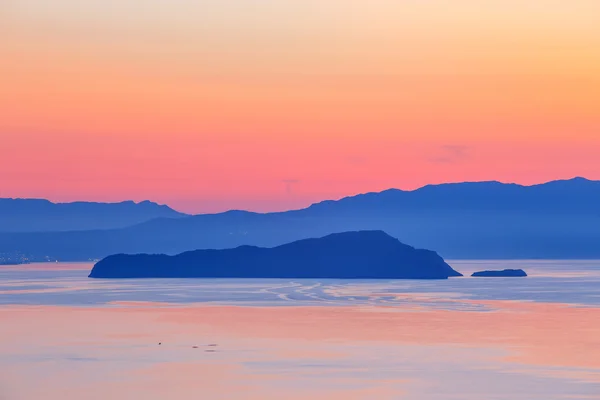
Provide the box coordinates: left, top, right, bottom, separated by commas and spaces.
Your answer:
471, 269, 527, 277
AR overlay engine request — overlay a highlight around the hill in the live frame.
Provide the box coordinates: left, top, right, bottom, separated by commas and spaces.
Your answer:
88, 231, 462, 279
0, 199, 186, 232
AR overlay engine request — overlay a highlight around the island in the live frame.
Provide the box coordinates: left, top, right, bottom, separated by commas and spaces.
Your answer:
88, 230, 463, 279
471, 269, 527, 277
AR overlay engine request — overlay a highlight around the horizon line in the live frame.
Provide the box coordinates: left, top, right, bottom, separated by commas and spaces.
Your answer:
1, 175, 595, 216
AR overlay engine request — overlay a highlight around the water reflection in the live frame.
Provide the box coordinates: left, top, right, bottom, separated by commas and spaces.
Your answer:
1, 261, 599, 399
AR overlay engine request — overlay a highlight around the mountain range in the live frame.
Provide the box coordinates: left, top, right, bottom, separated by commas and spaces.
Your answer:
1, 177, 599, 260
0, 199, 185, 232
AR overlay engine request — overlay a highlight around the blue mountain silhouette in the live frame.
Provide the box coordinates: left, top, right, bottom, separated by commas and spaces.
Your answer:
0, 199, 186, 232
1, 177, 599, 260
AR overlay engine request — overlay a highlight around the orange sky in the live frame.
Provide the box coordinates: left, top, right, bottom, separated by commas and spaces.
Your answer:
1, 1, 599, 212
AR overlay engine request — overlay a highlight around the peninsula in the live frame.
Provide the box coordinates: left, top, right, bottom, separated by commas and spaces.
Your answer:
88, 230, 462, 279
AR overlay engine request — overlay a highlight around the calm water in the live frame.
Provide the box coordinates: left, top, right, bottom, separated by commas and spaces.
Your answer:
1, 260, 600, 399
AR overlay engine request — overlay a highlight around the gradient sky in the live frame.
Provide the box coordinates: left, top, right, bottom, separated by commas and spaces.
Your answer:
1, 1, 599, 213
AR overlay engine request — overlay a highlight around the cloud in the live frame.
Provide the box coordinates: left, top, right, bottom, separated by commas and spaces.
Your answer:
430, 145, 470, 164
282, 179, 301, 195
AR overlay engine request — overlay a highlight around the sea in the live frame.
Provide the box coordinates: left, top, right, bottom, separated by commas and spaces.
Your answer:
1, 260, 600, 400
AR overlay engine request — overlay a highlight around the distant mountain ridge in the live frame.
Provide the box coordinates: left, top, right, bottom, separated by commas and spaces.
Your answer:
304, 177, 600, 214
89, 231, 462, 279
0, 198, 187, 232
1, 177, 599, 260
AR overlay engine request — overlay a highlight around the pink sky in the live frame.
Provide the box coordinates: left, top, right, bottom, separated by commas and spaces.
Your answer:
1, 1, 599, 213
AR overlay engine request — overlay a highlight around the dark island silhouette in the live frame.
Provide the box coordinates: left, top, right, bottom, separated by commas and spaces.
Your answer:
471, 269, 527, 277
3, 178, 600, 261
88, 231, 463, 279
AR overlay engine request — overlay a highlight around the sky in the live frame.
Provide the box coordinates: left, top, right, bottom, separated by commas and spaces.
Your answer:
1, 1, 599, 213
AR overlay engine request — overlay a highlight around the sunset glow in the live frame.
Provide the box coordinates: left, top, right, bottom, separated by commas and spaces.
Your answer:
2, 1, 600, 212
